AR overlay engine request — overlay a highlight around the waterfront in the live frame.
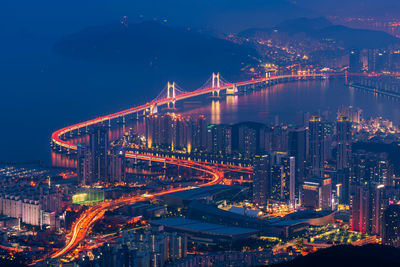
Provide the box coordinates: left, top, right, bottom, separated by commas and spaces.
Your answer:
182, 79, 400, 126
48, 77, 400, 168
7, 77, 400, 165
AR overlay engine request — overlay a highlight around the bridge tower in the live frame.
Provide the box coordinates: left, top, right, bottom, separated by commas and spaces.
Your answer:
150, 103, 158, 114
226, 84, 238, 95
167, 81, 176, 109
212, 72, 221, 97
265, 72, 271, 84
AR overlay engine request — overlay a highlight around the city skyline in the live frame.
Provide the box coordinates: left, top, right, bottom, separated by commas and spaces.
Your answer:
2, 1, 400, 266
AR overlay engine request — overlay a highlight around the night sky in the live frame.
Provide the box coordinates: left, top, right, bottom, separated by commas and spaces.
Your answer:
1, 0, 398, 162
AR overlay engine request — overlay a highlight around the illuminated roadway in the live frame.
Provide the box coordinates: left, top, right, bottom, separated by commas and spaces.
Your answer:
47, 71, 396, 262
52, 72, 399, 152
49, 157, 223, 260
48, 74, 304, 261
51, 73, 327, 151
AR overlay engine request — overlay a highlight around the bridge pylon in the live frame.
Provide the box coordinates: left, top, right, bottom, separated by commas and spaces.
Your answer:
167, 81, 176, 109
150, 103, 158, 114
265, 72, 271, 84
212, 72, 221, 97
226, 85, 238, 95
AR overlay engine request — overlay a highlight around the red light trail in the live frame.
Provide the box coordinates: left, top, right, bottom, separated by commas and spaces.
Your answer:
44, 71, 399, 263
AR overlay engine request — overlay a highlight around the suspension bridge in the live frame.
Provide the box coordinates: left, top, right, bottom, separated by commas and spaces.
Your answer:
51, 71, 328, 152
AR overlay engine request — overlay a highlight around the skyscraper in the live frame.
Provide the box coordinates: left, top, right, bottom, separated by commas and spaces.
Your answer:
300, 177, 332, 210
289, 156, 296, 208
77, 144, 93, 185
268, 153, 295, 204
238, 126, 258, 156
77, 124, 109, 185
145, 113, 198, 152
270, 164, 282, 201
350, 184, 386, 235
383, 205, 400, 247
90, 124, 109, 182
193, 115, 207, 151
309, 116, 325, 177
368, 49, 390, 73
349, 48, 362, 73
207, 124, 232, 155
280, 156, 294, 202
336, 169, 350, 205
288, 127, 307, 183
337, 116, 352, 170
252, 155, 270, 207
351, 151, 393, 186
108, 147, 127, 184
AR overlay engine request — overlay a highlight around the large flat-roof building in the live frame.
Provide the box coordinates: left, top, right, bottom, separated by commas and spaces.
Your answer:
151, 217, 259, 244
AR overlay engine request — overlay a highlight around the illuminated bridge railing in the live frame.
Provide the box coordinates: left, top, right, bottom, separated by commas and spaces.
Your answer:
51, 73, 327, 151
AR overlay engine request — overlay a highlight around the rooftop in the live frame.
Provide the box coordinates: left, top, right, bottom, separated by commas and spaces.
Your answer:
151, 217, 259, 236
163, 184, 236, 200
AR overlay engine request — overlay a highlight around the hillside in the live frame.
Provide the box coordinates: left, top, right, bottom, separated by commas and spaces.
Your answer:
271, 245, 400, 267
240, 17, 399, 49
54, 21, 259, 78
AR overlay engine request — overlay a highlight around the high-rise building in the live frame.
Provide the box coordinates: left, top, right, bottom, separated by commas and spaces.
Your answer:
0, 185, 62, 229
336, 169, 350, 205
368, 49, 390, 73
289, 156, 296, 208
300, 177, 332, 210
271, 126, 289, 152
231, 122, 265, 156
280, 156, 294, 202
90, 124, 109, 182
337, 116, 352, 170
145, 113, 199, 152
268, 153, 295, 203
349, 48, 362, 73
92, 230, 187, 267
383, 205, 400, 247
351, 151, 393, 186
337, 106, 362, 124
252, 155, 270, 207
77, 144, 93, 185
168, 232, 188, 261
77, 124, 109, 185
238, 126, 258, 156
193, 115, 207, 151
270, 165, 282, 201
377, 159, 393, 187
309, 116, 325, 177
207, 124, 232, 155
108, 147, 127, 184
350, 184, 387, 235
323, 121, 335, 161
288, 127, 307, 183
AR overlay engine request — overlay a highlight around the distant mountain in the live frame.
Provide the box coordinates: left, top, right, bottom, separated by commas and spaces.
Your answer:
239, 17, 399, 49
275, 17, 333, 33
2, 0, 318, 40
271, 244, 400, 267
54, 21, 259, 78
185, 0, 317, 32
294, 0, 400, 17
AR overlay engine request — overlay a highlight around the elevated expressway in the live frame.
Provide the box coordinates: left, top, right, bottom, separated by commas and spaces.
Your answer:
51, 73, 325, 152
46, 73, 325, 262
44, 71, 400, 262
49, 157, 224, 260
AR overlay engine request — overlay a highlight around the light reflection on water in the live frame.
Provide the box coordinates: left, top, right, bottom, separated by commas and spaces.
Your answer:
52, 79, 400, 167
182, 79, 400, 125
